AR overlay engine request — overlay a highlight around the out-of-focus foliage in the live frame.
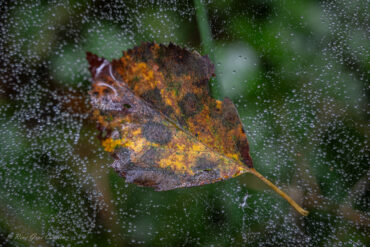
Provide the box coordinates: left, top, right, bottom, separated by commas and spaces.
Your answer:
0, 0, 368, 246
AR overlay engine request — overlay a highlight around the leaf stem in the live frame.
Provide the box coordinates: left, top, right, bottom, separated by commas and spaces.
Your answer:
248, 168, 309, 216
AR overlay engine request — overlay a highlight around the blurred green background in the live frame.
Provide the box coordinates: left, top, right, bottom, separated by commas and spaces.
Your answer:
0, 0, 368, 246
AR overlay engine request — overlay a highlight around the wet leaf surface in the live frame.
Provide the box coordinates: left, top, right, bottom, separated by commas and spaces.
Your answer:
87, 42, 253, 190
87, 42, 308, 215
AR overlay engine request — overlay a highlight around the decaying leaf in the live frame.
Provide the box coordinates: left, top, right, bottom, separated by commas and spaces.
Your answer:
87, 42, 308, 216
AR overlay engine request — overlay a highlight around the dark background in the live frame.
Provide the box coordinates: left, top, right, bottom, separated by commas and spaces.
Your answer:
0, 0, 368, 246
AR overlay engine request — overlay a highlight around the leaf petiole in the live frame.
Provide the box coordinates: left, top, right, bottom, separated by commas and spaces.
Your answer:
248, 168, 309, 216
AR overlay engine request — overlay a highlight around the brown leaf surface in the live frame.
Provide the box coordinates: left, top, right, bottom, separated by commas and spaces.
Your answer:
87, 42, 308, 216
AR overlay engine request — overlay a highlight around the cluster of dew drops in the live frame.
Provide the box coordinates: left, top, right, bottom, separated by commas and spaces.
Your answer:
0, 0, 199, 244
0, 0, 368, 246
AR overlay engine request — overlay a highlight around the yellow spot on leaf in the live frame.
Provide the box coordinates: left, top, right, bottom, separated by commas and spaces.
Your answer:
192, 143, 206, 153
102, 138, 123, 152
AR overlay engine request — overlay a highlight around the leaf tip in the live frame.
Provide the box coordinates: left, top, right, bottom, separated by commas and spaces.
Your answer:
86, 51, 106, 78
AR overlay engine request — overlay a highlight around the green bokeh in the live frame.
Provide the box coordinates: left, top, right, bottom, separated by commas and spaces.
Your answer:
0, 0, 368, 246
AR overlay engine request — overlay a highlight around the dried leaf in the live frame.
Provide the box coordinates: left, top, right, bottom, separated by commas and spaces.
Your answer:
87, 42, 308, 216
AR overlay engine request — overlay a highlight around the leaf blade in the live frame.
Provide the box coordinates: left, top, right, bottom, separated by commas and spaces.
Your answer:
86, 43, 308, 216
87, 48, 248, 190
